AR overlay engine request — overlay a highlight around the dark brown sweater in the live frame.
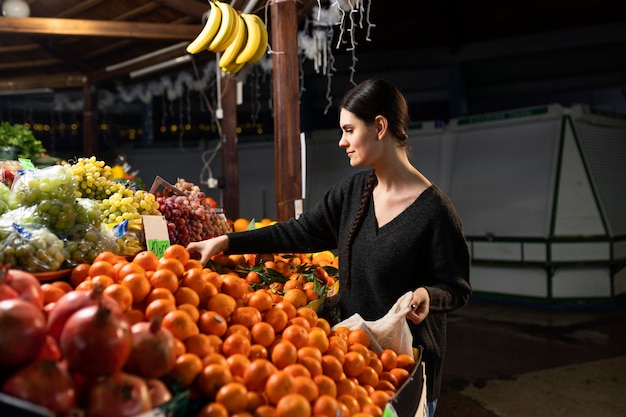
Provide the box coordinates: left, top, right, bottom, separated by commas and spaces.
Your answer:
227, 169, 471, 401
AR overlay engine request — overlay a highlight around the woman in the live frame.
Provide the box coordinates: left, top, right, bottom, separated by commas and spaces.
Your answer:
188, 78, 471, 416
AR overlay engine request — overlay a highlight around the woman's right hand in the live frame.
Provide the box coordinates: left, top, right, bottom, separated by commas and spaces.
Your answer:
186, 234, 230, 265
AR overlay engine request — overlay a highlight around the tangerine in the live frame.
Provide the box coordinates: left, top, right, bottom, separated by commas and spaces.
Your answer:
103, 283, 133, 311
281, 324, 309, 349
157, 257, 185, 278
226, 353, 251, 378
313, 374, 337, 398
120, 272, 151, 303
171, 352, 203, 387
145, 287, 176, 304
88, 260, 117, 280
216, 382, 248, 413
177, 303, 200, 323
275, 393, 311, 417
270, 340, 297, 370
150, 268, 179, 293
250, 321, 275, 348
379, 349, 398, 371
246, 289, 273, 312
321, 354, 344, 381
197, 363, 233, 398
197, 402, 229, 417
174, 287, 200, 307
70, 263, 91, 287
132, 250, 159, 272
207, 293, 237, 319
199, 310, 228, 337
222, 332, 251, 357
265, 370, 295, 405
262, 306, 289, 333
312, 394, 340, 417
293, 375, 319, 402
242, 358, 277, 392
343, 351, 366, 378
282, 288, 308, 308
221, 275, 250, 300
162, 309, 199, 341
163, 244, 191, 265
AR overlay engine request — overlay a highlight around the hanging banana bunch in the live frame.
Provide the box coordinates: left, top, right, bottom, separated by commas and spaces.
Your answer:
186, 1, 269, 75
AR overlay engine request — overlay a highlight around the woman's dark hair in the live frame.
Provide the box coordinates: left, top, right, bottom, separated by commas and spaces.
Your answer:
340, 78, 410, 288
339, 78, 410, 146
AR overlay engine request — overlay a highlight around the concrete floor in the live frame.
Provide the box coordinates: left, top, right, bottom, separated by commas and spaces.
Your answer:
437, 300, 626, 417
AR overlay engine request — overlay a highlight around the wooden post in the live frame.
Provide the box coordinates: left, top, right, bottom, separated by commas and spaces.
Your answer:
82, 84, 98, 157
219, 74, 240, 220
271, 0, 301, 222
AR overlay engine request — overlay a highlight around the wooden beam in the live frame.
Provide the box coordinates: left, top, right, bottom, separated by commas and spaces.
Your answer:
0, 17, 200, 40
0, 74, 87, 90
220, 75, 240, 220
271, 0, 301, 221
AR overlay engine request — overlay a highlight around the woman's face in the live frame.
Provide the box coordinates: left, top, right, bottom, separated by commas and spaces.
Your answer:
338, 109, 380, 167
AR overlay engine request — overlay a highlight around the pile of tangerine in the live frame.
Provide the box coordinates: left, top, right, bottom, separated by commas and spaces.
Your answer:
42, 245, 417, 417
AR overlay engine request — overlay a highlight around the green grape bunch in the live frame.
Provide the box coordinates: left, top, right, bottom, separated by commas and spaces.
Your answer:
10, 165, 76, 206
0, 224, 66, 272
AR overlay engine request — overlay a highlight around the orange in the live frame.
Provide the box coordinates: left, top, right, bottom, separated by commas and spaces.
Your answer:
224, 323, 251, 340
326, 345, 346, 365
265, 370, 295, 405
389, 367, 410, 387
242, 358, 277, 392
249, 344, 268, 360
74, 279, 94, 292
157, 257, 186, 278
275, 393, 311, 417
337, 394, 360, 416
116, 262, 146, 281
162, 309, 199, 341
230, 306, 262, 329
226, 353, 251, 378
262, 306, 289, 333
132, 250, 159, 272
207, 293, 237, 319
295, 307, 317, 327
170, 352, 203, 387
343, 351, 366, 378
196, 282, 219, 308
316, 318, 332, 336
216, 381, 248, 414
396, 353, 416, 371
348, 328, 371, 348
293, 375, 318, 402
250, 321, 275, 348
174, 287, 200, 307
88, 260, 117, 280
312, 394, 340, 417
221, 275, 250, 300
41, 283, 66, 305
227, 254, 248, 269
283, 363, 311, 379
144, 298, 177, 321
197, 363, 233, 398
204, 271, 224, 290
379, 349, 398, 371
202, 352, 228, 367
124, 308, 145, 326
357, 365, 379, 387
233, 218, 250, 232
321, 354, 344, 381
121, 272, 151, 303
313, 374, 337, 398
93, 251, 124, 265
103, 283, 133, 311
199, 310, 228, 337
375, 378, 396, 393
330, 326, 350, 342
245, 271, 262, 284
379, 371, 399, 389
184, 259, 204, 271
150, 268, 179, 293
361, 403, 383, 417
163, 244, 191, 265
184, 333, 215, 358
91, 274, 115, 288
282, 289, 308, 308
246, 289, 273, 312
348, 343, 371, 363
298, 356, 323, 378
49, 280, 73, 293
70, 263, 91, 287
145, 287, 175, 304
222, 332, 251, 357
281, 324, 309, 349
254, 405, 277, 417
197, 402, 229, 417
287, 316, 312, 331
335, 377, 357, 398
178, 303, 200, 323
328, 336, 348, 354
307, 327, 330, 353
369, 356, 384, 375
370, 390, 391, 410
181, 267, 207, 293
297, 345, 323, 363
270, 340, 297, 370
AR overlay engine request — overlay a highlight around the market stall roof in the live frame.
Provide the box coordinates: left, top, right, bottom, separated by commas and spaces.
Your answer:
0, 0, 624, 102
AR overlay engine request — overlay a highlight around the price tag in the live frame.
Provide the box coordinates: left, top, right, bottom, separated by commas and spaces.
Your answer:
141, 215, 170, 258
18, 158, 35, 169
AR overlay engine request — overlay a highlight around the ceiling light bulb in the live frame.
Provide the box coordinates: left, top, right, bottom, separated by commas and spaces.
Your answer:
2, 0, 31, 18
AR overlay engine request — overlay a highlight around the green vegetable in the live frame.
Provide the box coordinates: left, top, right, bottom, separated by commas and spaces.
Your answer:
0, 122, 47, 160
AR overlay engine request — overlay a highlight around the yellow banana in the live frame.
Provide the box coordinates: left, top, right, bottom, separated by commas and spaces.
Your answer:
235, 13, 268, 65
220, 61, 246, 75
186, 2, 222, 54
219, 15, 248, 68
208, 1, 239, 53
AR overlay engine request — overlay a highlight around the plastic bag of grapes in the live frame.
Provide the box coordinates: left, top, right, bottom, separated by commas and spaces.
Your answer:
10, 165, 76, 207
0, 223, 66, 273
62, 223, 120, 267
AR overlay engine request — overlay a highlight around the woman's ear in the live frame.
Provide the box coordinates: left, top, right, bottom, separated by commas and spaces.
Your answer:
374, 115, 388, 140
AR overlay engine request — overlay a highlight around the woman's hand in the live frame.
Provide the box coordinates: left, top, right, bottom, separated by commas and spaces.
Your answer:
186, 234, 230, 265
406, 287, 430, 325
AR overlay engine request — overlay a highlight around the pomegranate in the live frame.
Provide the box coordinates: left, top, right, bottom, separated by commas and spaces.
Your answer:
0, 298, 47, 371
59, 302, 132, 378
124, 315, 177, 379
35, 334, 62, 362
86, 372, 152, 417
2, 359, 77, 415
47, 284, 119, 342
0, 265, 44, 309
